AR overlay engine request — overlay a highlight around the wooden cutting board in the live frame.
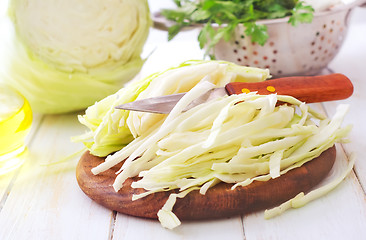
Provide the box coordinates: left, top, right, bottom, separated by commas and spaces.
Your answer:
76, 145, 336, 220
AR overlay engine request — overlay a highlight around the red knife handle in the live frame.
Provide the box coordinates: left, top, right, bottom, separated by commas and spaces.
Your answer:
225, 73, 353, 103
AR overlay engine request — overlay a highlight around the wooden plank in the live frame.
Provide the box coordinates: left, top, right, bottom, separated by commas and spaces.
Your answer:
113, 213, 245, 240
0, 114, 112, 239
0, 170, 18, 210
242, 145, 366, 240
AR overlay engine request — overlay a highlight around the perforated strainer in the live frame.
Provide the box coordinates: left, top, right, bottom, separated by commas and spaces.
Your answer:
212, 1, 366, 77
153, 0, 366, 77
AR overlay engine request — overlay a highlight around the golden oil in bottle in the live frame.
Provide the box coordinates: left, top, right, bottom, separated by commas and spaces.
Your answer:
0, 83, 32, 175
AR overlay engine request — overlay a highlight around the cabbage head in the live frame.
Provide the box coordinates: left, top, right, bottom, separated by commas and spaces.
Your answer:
0, 0, 151, 114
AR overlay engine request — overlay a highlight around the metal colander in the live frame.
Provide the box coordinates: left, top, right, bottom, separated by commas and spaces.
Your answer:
212, 2, 365, 77
153, 0, 365, 77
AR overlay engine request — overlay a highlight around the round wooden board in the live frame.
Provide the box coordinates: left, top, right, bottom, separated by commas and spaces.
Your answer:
76, 146, 336, 220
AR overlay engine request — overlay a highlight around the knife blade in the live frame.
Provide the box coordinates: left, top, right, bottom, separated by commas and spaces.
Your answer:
115, 73, 353, 114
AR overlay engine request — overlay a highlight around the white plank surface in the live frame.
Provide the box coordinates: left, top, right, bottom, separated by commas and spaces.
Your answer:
0, 1, 365, 239
113, 214, 244, 240
0, 114, 112, 240
243, 145, 366, 240
0, 169, 17, 210
326, 7, 366, 190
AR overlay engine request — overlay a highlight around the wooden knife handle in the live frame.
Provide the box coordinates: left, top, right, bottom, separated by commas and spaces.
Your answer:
225, 74, 354, 103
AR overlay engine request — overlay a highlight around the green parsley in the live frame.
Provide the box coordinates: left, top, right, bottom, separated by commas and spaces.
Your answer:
161, 0, 314, 54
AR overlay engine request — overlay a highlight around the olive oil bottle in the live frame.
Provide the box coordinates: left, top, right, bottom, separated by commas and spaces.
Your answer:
0, 83, 32, 175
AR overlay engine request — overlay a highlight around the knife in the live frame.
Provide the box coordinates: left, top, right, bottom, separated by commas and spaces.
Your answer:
115, 73, 353, 114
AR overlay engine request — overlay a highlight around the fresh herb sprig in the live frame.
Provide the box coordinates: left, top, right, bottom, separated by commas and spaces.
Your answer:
161, 0, 314, 54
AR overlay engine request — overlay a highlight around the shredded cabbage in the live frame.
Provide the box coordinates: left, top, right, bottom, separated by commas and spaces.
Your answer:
75, 60, 270, 157
264, 153, 355, 219
89, 79, 351, 229
0, 0, 151, 114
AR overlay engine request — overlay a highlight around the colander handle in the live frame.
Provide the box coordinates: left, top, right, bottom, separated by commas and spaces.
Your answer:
225, 74, 353, 103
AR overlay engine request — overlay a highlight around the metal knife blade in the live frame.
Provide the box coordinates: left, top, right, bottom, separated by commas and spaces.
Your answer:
115, 74, 354, 114
115, 87, 227, 114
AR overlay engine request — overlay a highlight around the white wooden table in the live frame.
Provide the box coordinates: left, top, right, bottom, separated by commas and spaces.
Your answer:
1, 2, 366, 239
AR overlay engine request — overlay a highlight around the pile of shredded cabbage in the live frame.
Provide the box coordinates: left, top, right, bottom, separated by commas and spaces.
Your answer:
90, 79, 352, 229
74, 60, 270, 157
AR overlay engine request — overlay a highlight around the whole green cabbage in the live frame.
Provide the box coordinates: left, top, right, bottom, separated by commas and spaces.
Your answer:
0, 0, 151, 114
